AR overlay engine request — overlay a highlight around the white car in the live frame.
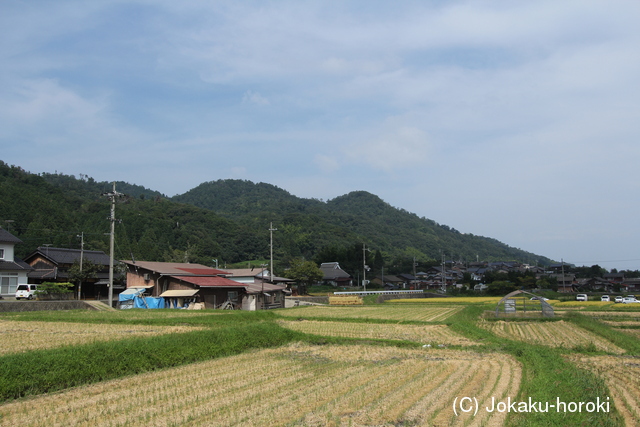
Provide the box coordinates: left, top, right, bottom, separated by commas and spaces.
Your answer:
622, 297, 640, 304
601, 295, 610, 302
15, 284, 37, 300
576, 294, 588, 301
615, 296, 624, 303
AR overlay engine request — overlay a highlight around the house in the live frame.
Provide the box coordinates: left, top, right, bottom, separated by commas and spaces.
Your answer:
553, 274, 577, 292
576, 277, 614, 293
371, 274, 404, 289
319, 262, 352, 287
622, 278, 640, 293
396, 273, 419, 289
24, 247, 119, 299
122, 261, 287, 310
0, 228, 32, 298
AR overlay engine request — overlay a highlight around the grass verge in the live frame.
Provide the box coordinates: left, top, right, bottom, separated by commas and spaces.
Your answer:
449, 305, 624, 426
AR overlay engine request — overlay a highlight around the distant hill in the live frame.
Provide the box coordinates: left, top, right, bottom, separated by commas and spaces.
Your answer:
0, 162, 553, 275
172, 179, 554, 270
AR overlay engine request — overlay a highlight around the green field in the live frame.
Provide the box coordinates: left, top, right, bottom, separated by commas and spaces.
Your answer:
1, 300, 639, 426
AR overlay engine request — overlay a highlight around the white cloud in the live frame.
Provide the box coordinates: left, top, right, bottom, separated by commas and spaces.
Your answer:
346, 125, 430, 173
3, 0, 640, 269
314, 154, 340, 172
242, 90, 270, 106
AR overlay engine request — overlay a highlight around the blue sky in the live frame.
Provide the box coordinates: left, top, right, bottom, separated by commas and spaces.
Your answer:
2, 0, 640, 271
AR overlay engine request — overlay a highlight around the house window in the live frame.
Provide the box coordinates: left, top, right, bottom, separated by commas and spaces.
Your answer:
228, 291, 238, 302
0, 249, 4, 260
0, 274, 18, 294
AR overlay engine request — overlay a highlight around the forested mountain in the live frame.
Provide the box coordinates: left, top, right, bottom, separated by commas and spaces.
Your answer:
0, 161, 553, 275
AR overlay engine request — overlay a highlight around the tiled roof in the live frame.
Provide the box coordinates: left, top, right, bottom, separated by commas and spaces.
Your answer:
121, 261, 226, 276
27, 247, 110, 266
0, 228, 22, 244
0, 257, 32, 272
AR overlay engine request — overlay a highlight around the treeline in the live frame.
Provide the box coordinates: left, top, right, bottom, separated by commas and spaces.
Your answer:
1, 161, 553, 275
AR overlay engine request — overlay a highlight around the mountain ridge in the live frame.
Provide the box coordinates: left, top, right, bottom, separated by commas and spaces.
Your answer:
0, 162, 554, 273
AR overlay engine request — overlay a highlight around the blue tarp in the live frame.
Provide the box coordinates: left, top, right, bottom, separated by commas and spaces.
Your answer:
118, 287, 145, 302
134, 296, 165, 309
119, 289, 165, 309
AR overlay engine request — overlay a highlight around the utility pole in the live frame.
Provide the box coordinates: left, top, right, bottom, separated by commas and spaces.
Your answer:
269, 222, 277, 283
77, 232, 84, 300
441, 252, 446, 292
102, 182, 123, 307
362, 243, 371, 292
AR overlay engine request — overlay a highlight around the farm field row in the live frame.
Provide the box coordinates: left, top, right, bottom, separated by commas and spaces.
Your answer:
1, 302, 637, 426
0, 320, 203, 355
568, 354, 640, 426
277, 320, 479, 346
0, 344, 521, 427
277, 305, 462, 322
480, 320, 626, 354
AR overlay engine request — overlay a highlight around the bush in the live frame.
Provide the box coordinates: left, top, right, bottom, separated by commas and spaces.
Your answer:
35, 282, 74, 300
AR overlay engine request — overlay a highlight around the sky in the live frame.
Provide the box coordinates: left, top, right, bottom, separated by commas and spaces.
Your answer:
2, 0, 640, 271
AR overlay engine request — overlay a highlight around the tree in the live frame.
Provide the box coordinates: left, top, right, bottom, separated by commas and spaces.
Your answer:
68, 259, 101, 299
286, 259, 323, 295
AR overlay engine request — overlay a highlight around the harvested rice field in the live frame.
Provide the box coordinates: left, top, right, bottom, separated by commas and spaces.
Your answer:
276, 304, 462, 322
278, 319, 479, 346
0, 320, 203, 355
568, 354, 640, 426
616, 328, 640, 340
480, 320, 625, 354
579, 311, 640, 318
0, 344, 521, 427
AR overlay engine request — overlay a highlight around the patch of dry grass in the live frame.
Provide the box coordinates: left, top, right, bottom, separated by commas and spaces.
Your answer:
277, 305, 462, 322
0, 344, 521, 427
568, 354, 640, 426
0, 320, 203, 355
480, 320, 625, 354
278, 319, 479, 346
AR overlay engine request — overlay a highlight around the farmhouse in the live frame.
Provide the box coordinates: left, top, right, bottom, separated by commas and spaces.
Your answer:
122, 261, 288, 310
24, 247, 119, 299
0, 228, 31, 298
319, 262, 352, 287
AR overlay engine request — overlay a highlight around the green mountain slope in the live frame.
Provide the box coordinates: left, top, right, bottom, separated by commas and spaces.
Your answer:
0, 163, 553, 274
172, 179, 553, 269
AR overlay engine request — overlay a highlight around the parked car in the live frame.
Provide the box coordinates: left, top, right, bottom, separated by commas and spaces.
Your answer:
15, 284, 38, 300
576, 294, 588, 301
622, 297, 640, 304
601, 295, 610, 302
615, 296, 624, 303
530, 297, 549, 301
